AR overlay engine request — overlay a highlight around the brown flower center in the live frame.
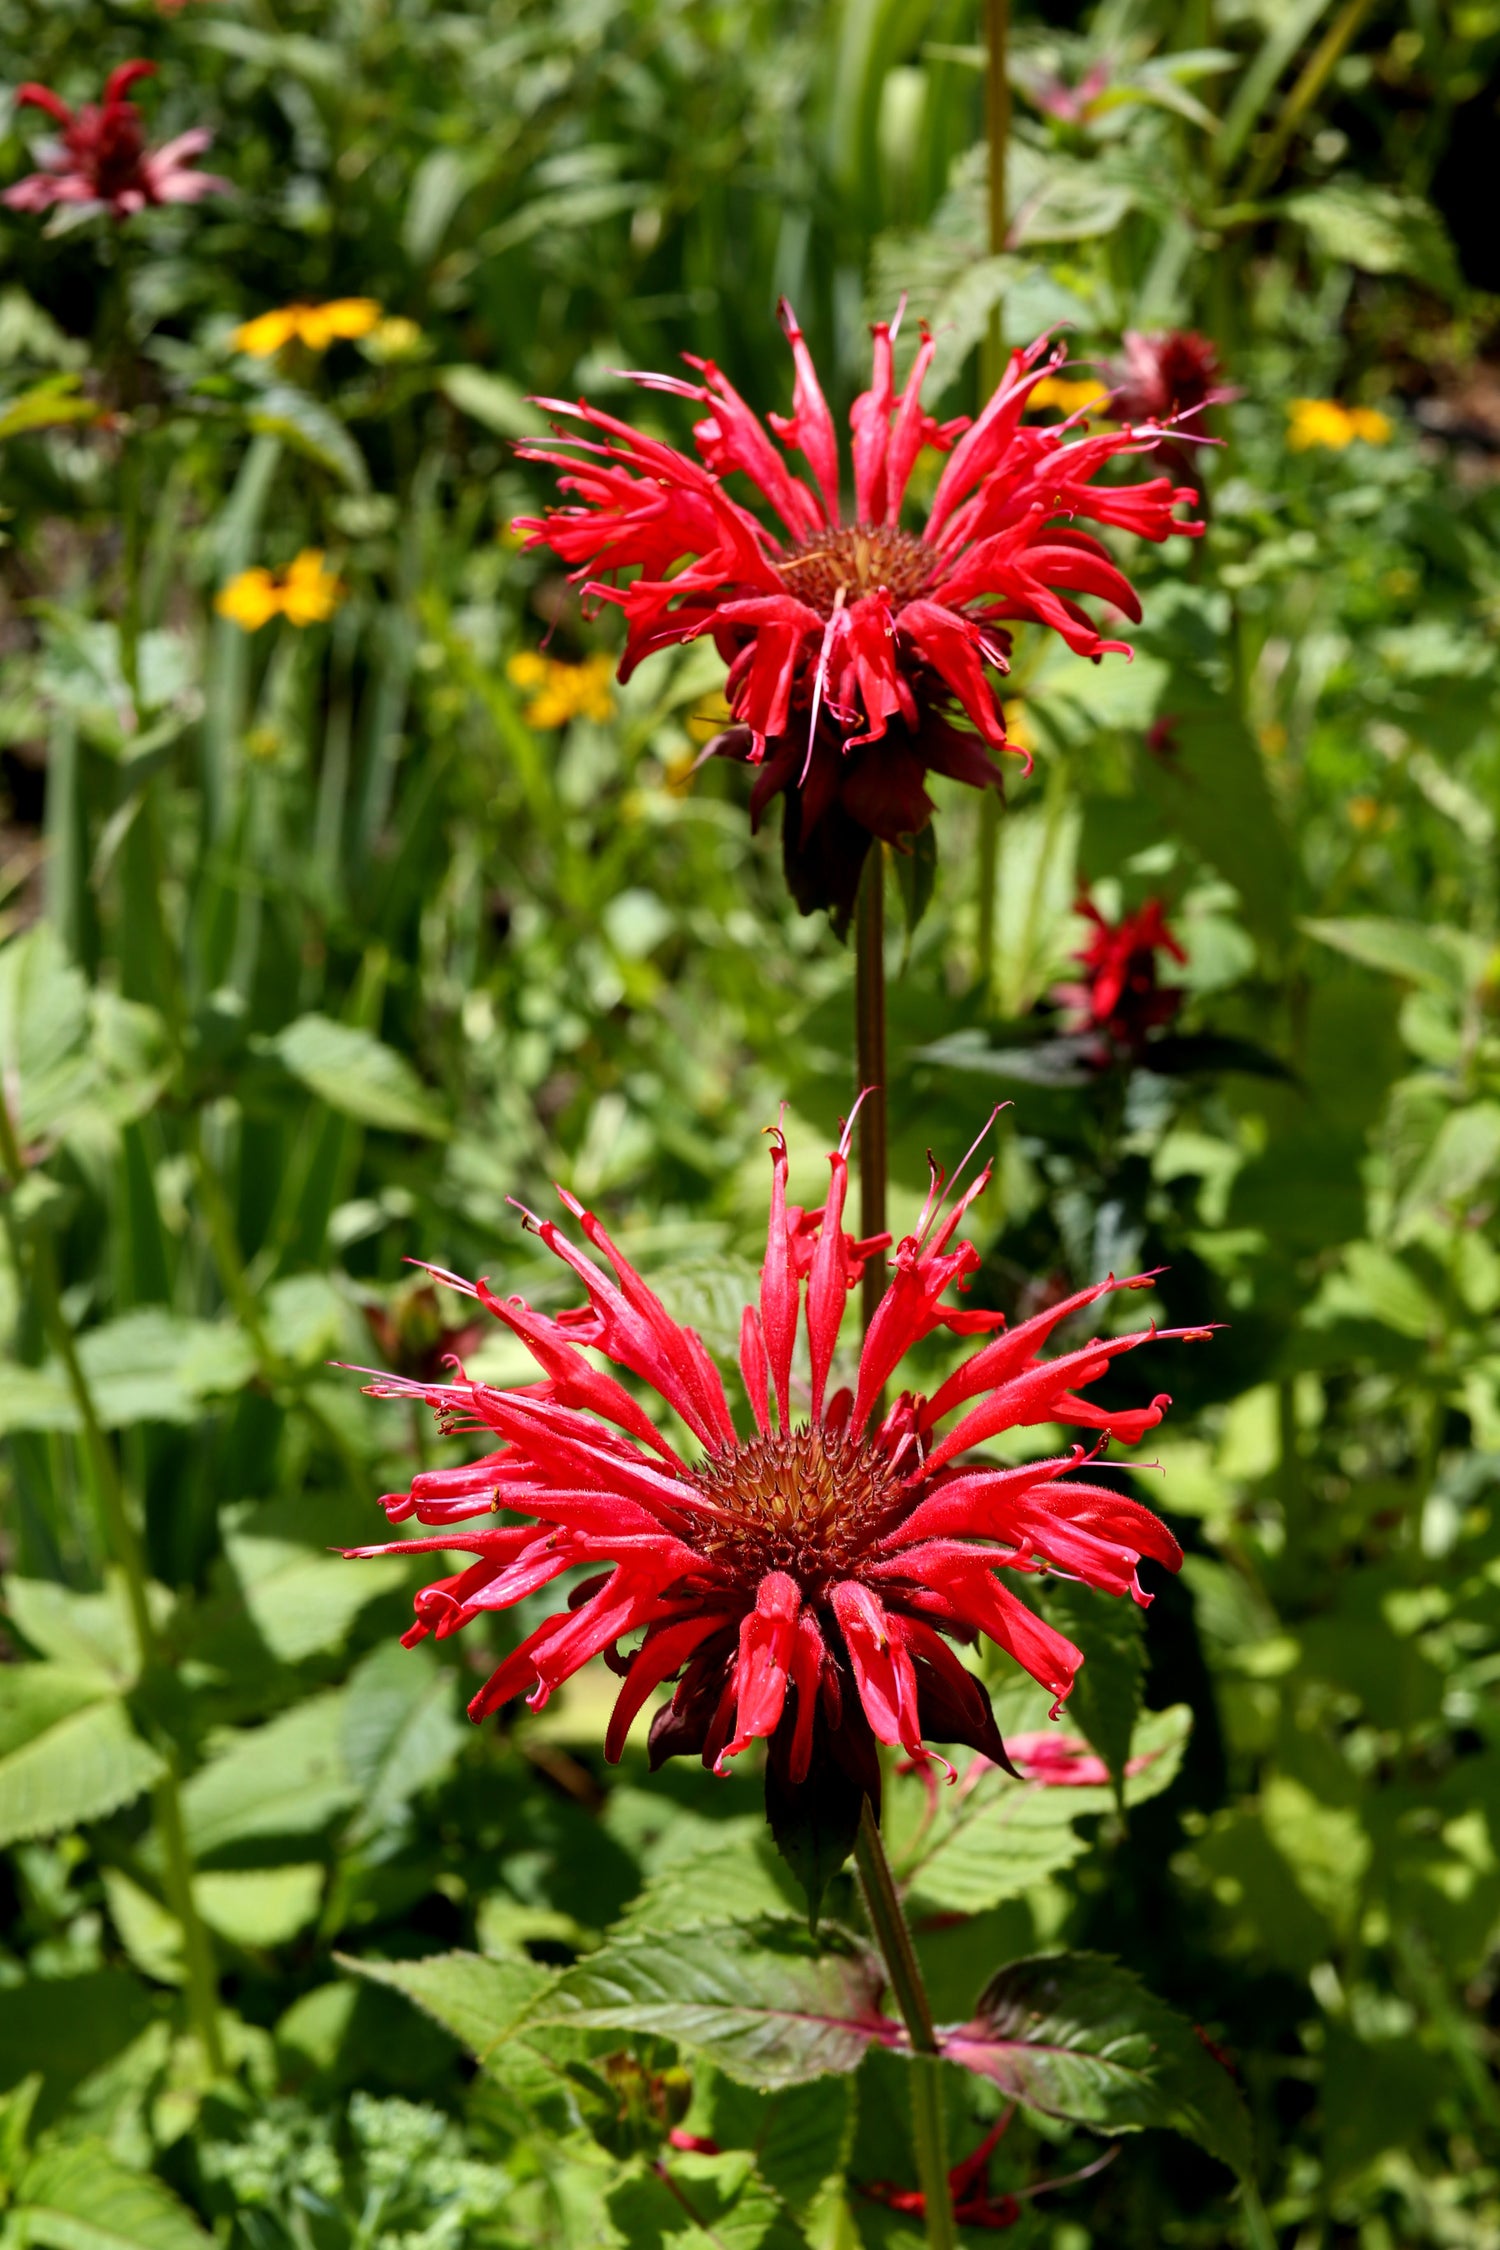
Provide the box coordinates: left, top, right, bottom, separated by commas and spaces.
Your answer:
688, 1424, 901, 1589
775, 524, 937, 619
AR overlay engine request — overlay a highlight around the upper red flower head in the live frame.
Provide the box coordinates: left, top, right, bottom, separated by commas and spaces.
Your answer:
1055, 894, 1187, 1059
346, 1118, 1205, 1844
514, 307, 1203, 924
1108, 330, 1235, 431
4, 62, 227, 219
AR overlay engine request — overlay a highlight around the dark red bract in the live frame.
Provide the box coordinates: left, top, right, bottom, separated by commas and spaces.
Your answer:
345, 1119, 1206, 1824
4, 62, 226, 219
515, 307, 1203, 923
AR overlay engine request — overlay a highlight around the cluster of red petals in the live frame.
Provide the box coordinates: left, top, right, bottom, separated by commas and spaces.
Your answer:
347, 1120, 1205, 1805
514, 307, 1202, 922
1055, 894, 1187, 1060
1108, 329, 1236, 431
4, 62, 226, 218
864, 2114, 1020, 2229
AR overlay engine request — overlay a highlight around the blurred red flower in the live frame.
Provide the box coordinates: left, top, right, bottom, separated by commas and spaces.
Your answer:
3, 61, 227, 219
345, 1119, 1204, 1830
1054, 895, 1187, 1060
515, 306, 1202, 923
1108, 330, 1235, 429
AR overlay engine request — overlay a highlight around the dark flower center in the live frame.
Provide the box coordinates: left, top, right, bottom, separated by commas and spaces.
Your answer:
775, 524, 937, 618
689, 1423, 901, 1589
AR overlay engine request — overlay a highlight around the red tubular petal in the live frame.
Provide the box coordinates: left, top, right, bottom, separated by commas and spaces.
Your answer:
14, 82, 73, 123
786, 1609, 828, 1784
773, 300, 840, 522
935, 1568, 1083, 1705
921, 1272, 1158, 1427
719, 1571, 801, 1766
1050, 1391, 1172, 1445
830, 1581, 929, 1763
564, 1195, 738, 1452
739, 1305, 771, 1435
474, 1279, 687, 1467
760, 1126, 797, 1428
605, 1610, 728, 1762
897, 600, 1007, 745
883, 1453, 1083, 1548
1027, 1479, 1183, 1572
806, 1151, 851, 1421
851, 319, 895, 524
103, 60, 156, 104
883, 326, 942, 524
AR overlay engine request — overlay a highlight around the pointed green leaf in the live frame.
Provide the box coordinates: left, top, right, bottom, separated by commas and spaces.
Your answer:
942, 1952, 1252, 2179
1042, 1581, 1146, 1808
607, 2149, 809, 2250
272, 1015, 449, 1137
18, 2140, 212, 2250
0, 1692, 164, 1848
335, 1948, 555, 2065
246, 385, 368, 492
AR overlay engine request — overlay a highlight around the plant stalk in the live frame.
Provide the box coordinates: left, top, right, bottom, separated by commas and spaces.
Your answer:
975, 0, 1010, 1007
854, 1797, 956, 2248
1240, 0, 1374, 200
856, 846, 887, 1338
0, 1097, 224, 2074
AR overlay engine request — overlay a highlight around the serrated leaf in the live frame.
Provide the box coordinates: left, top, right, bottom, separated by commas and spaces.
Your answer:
196, 1865, 324, 1949
337, 1948, 555, 2064
438, 366, 548, 439
2, 1575, 166, 1682
0, 1314, 255, 1437
1042, 1581, 1145, 1808
1285, 178, 1460, 296
693, 2074, 855, 2220
942, 1952, 1252, 2179
1396, 1103, 1500, 1233
620, 1835, 808, 1935
18, 2139, 212, 2250
0, 1975, 156, 2121
607, 2149, 808, 2250
247, 386, 368, 492
273, 1014, 449, 1137
535, 1924, 890, 2089
0, 1695, 164, 1848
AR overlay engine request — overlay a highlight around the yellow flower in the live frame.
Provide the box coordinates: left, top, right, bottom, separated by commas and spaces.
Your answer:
507, 649, 616, 728
1028, 374, 1109, 417
1346, 794, 1381, 831
215, 549, 345, 632
1287, 398, 1394, 451
230, 299, 383, 358
214, 567, 283, 631
279, 549, 345, 626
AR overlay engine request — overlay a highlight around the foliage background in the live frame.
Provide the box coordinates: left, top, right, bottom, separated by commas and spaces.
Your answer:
1, 0, 1499, 2242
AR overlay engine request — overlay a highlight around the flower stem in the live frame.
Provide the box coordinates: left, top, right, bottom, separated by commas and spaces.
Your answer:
856, 845, 887, 1339
854, 1797, 956, 2249
1240, 0, 1374, 200
975, 0, 1009, 1008
0, 1096, 224, 2075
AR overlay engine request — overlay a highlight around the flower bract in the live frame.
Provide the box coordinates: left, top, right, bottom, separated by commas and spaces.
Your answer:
346, 1119, 1206, 1874
515, 306, 1203, 924
4, 62, 227, 219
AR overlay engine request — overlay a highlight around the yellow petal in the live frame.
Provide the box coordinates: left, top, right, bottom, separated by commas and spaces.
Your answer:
507, 651, 548, 688
214, 569, 282, 630
231, 309, 302, 358
1348, 407, 1392, 445
298, 298, 383, 350
279, 550, 344, 626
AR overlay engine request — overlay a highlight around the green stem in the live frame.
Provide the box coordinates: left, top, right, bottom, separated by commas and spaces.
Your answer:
0, 1098, 224, 2074
854, 1799, 956, 2249
1240, 0, 1374, 200
856, 847, 887, 1340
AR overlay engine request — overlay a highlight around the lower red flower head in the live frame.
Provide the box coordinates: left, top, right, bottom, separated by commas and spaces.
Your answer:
347, 1118, 1205, 1832
1054, 894, 1187, 1061
4, 62, 227, 219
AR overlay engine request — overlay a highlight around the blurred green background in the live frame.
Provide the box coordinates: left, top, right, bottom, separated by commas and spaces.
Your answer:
1, 0, 1499, 2241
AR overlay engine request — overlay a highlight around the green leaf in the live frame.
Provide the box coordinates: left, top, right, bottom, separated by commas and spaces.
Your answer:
606, 2149, 809, 2250
1259, 1775, 1370, 1936
0, 925, 93, 1147
1396, 1103, 1500, 1233
0, 1690, 164, 1848
336, 1948, 555, 2066
691, 2074, 855, 2220
1301, 917, 1465, 996
891, 822, 938, 946
942, 1952, 1253, 2179
342, 1642, 465, 1838
0, 1314, 255, 1437
1042, 1582, 1146, 1809
246, 385, 369, 492
901, 1706, 1191, 1916
3, 1575, 162, 1682
273, 1014, 449, 1137
0, 374, 100, 439
438, 366, 549, 440
17, 2140, 213, 2250
197, 1865, 324, 1949
226, 1531, 407, 1664
534, 1924, 889, 2089
1285, 178, 1461, 296
620, 1834, 807, 1936
0, 1975, 155, 2117
180, 1692, 356, 1857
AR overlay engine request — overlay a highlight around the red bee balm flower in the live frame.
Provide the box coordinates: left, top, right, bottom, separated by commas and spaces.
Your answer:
346, 1121, 1204, 1861
3, 62, 227, 219
1055, 895, 1187, 1060
514, 309, 1203, 924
